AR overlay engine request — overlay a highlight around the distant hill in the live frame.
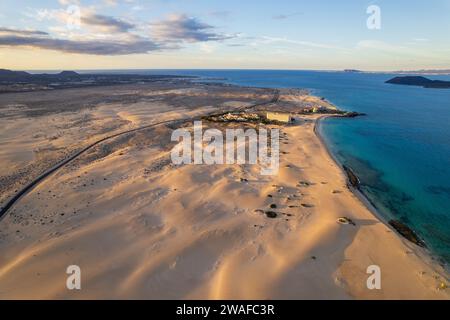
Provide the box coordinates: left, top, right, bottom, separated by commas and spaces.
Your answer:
0, 69, 32, 80
386, 76, 450, 89
0, 69, 80, 81
0, 69, 193, 93
56, 71, 81, 78
343, 69, 363, 73
0, 69, 30, 76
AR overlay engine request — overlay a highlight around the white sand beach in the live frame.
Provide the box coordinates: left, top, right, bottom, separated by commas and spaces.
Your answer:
0, 83, 448, 299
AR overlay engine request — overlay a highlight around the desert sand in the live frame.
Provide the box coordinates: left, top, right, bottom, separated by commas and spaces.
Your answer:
0, 82, 448, 299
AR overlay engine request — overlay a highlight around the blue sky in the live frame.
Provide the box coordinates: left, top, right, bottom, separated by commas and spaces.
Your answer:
0, 0, 449, 70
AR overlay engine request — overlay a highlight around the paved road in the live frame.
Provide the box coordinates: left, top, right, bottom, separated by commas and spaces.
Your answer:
0, 89, 279, 221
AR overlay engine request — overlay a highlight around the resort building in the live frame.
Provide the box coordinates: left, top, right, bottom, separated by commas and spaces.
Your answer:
266, 111, 293, 123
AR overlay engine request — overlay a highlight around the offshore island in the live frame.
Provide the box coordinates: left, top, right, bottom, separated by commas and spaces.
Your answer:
386, 76, 450, 89
0, 71, 448, 299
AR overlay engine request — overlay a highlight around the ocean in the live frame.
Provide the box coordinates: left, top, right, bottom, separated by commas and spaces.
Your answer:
95, 69, 450, 265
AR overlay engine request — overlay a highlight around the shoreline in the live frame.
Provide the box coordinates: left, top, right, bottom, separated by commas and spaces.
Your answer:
0, 82, 448, 299
313, 115, 448, 275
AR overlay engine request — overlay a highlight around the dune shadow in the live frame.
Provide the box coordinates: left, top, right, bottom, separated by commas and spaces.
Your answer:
353, 218, 379, 226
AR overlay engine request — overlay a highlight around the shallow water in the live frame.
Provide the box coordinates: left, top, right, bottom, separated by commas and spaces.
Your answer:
101, 69, 450, 265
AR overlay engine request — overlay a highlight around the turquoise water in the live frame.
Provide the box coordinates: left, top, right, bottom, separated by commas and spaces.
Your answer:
106, 69, 450, 265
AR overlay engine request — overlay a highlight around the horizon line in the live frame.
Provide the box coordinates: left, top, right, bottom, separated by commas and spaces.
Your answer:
10, 67, 450, 74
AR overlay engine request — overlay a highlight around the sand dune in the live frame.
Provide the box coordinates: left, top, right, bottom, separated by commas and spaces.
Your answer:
0, 83, 448, 299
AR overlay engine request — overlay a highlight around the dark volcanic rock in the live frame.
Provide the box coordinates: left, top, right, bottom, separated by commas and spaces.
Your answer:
265, 211, 278, 218
342, 111, 366, 118
389, 220, 426, 247
343, 165, 360, 189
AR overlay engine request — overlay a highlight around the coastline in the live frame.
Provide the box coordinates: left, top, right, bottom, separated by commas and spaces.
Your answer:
314, 115, 403, 238
314, 114, 449, 288
0, 82, 448, 299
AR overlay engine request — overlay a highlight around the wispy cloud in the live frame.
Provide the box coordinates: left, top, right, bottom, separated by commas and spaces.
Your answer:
58, 0, 80, 5
257, 36, 342, 50
150, 14, 233, 42
0, 27, 48, 36
355, 40, 449, 62
1, 10, 233, 55
81, 14, 135, 32
356, 40, 407, 53
0, 28, 161, 55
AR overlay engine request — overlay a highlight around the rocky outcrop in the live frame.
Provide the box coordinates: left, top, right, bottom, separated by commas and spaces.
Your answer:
343, 165, 360, 189
388, 220, 427, 247
341, 111, 366, 118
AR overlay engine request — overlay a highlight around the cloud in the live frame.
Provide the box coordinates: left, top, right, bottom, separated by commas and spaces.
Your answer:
272, 12, 303, 20
34, 8, 63, 22
356, 40, 407, 53
30, 6, 133, 34
58, 0, 80, 5
3, 11, 233, 55
81, 14, 135, 32
199, 43, 216, 54
150, 14, 233, 42
257, 36, 342, 50
0, 28, 161, 55
0, 27, 48, 36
